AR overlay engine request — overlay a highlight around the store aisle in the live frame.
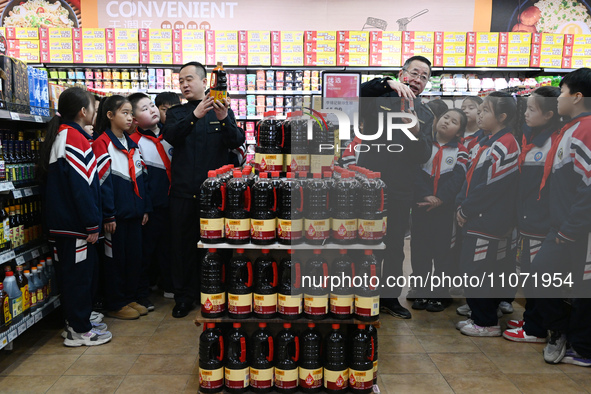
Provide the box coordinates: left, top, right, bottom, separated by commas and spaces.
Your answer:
0, 248, 590, 392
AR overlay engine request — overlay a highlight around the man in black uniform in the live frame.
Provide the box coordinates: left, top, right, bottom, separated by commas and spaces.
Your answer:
358, 55, 434, 319
163, 61, 245, 318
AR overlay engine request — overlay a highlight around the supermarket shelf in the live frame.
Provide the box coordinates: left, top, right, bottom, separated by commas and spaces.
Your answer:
0, 110, 51, 124
7, 185, 41, 199
229, 90, 322, 95
194, 309, 380, 327
420, 91, 481, 96
0, 296, 61, 351
198, 241, 386, 250
12, 242, 50, 266
236, 115, 287, 121
0, 182, 15, 193
441, 67, 543, 72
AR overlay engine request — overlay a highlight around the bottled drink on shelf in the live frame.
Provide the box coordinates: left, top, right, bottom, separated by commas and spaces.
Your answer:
367, 324, 378, 384
329, 250, 355, 320
250, 172, 276, 245
324, 324, 349, 393
303, 249, 329, 320
355, 250, 380, 322
198, 323, 224, 393
16, 203, 24, 247
37, 262, 49, 304
250, 322, 274, 393
277, 249, 303, 320
45, 257, 56, 297
227, 249, 253, 319
282, 112, 310, 173
14, 264, 30, 316
255, 111, 283, 173
225, 170, 251, 245
200, 248, 226, 318
200, 170, 225, 244
304, 173, 330, 245
274, 323, 299, 393
253, 249, 277, 318
3, 271, 23, 324
349, 325, 374, 393
30, 266, 44, 305
277, 172, 304, 245
0, 283, 10, 332
24, 269, 37, 312
0, 200, 9, 251
299, 322, 323, 393
0, 138, 6, 181
210, 62, 228, 102
358, 172, 386, 245
309, 118, 334, 174
331, 171, 358, 244
9, 205, 17, 247
225, 322, 249, 394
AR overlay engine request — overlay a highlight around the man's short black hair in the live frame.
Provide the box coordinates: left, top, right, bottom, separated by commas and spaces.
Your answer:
127, 92, 151, 114
560, 67, 591, 99
403, 55, 432, 75
180, 61, 207, 79
155, 91, 181, 108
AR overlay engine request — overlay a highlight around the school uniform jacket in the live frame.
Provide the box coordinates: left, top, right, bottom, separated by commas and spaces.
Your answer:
547, 113, 591, 243
45, 122, 101, 238
517, 124, 558, 239
93, 129, 152, 222
456, 128, 520, 239
463, 129, 485, 153
130, 126, 172, 209
415, 139, 469, 208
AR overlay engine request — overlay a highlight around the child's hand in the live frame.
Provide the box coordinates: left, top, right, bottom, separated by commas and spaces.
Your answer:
104, 222, 116, 234
417, 196, 442, 211
142, 214, 149, 226
456, 211, 467, 227
86, 233, 99, 244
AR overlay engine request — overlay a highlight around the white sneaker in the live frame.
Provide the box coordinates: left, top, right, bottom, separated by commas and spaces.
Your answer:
460, 322, 501, 337
163, 292, 174, 299
456, 319, 474, 330
499, 301, 514, 314
90, 311, 104, 323
63, 328, 112, 347
502, 328, 547, 343
456, 304, 471, 316
62, 322, 109, 339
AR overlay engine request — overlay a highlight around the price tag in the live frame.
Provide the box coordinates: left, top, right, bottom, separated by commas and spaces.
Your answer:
34, 116, 42, 123
15, 255, 25, 265
34, 312, 42, 323
42, 245, 50, 254
31, 249, 40, 259
10, 112, 20, 121
7, 330, 17, 342
0, 182, 9, 192
12, 189, 22, 199
54, 298, 60, 307
17, 324, 26, 336
23, 188, 33, 197
26, 317, 33, 329
0, 338, 6, 349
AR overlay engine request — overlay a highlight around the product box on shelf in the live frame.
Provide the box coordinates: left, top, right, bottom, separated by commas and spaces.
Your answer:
7, 40, 40, 63
305, 30, 337, 44
466, 53, 498, 67
239, 53, 271, 66
176, 30, 205, 52
337, 30, 370, 44
106, 51, 139, 64
177, 51, 206, 65
337, 53, 369, 66
370, 31, 402, 44
402, 42, 433, 55
498, 54, 531, 67
39, 27, 73, 40
304, 52, 336, 66
271, 30, 304, 44
441, 54, 466, 67
11, 57, 29, 113
207, 52, 239, 65
305, 40, 336, 53
435, 31, 467, 43
467, 32, 499, 44
272, 53, 304, 66
78, 28, 106, 41
435, 42, 466, 55
402, 31, 435, 43
5, 27, 39, 40
141, 52, 173, 64
539, 55, 563, 68
572, 57, 591, 68
533, 33, 564, 46
571, 34, 591, 46
0, 55, 13, 108
401, 53, 432, 64
571, 46, 591, 57
369, 42, 402, 58
539, 45, 563, 57
500, 32, 532, 44
212, 30, 238, 52
337, 41, 369, 54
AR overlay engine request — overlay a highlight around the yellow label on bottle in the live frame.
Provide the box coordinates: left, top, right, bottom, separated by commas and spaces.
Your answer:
30, 290, 37, 307
228, 293, 252, 315
37, 288, 44, 303
275, 367, 298, 389
199, 367, 224, 389
255, 153, 284, 172
21, 284, 30, 311
355, 295, 380, 318
284, 154, 311, 172
225, 367, 249, 389
253, 293, 277, 315
305, 219, 330, 240
358, 219, 384, 241
211, 89, 227, 102
225, 219, 250, 241
250, 367, 274, 388
310, 154, 334, 174
11, 295, 22, 318
251, 219, 276, 241
331, 218, 358, 240
3, 297, 11, 324
200, 218, 224, 238
374, 360, 378, 378
278, 293, 303, 315
349, 369, 373, 390
304, 294, 329, 316
330, 293, 354, 315
324, 368, 349, 390
299, 367, 323, 389
200, 292, 226, 314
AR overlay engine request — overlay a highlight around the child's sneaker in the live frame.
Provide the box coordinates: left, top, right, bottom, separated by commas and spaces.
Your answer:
456, 319, 474, 330
62, 321, 109, 339
412, 298, 428, 310
506, 319, 524, 329
544, 330, 567, 364
90, 311, 104, 323
63, 328, 112, 347
456, 304, 471, 317
499, 301, 514, 314
561, 348, 591, 367
502, 328, 546, 343
163, 292, 174, 299
460, 322, 501, 337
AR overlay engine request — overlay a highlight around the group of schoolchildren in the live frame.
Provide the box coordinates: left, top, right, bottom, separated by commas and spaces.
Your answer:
40, 88, 180, 347
403, 67, 591, 367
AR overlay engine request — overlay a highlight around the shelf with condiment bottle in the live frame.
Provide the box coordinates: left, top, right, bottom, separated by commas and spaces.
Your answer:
198, 241, 385, 250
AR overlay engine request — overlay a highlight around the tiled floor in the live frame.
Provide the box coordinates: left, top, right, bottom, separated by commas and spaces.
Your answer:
1, 245, 590, 392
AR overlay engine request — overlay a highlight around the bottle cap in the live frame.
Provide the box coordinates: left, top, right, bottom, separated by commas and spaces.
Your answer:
357, 324, 366, 329
364, 250, 373, 256
313, 249, 321, 255
286, 172, 294, 179
242, 168, 250, 176
308, 322, 315, 328
374, 172, 381, 178
339, 249, 347, 255
332, 324, 340, 330
271, 171, 280, 178
207, 323, 216, 329
233, 322, 241, 328
24, 270, 29, 274
228, 164, 235, 169
233, 170, 242, 178
283, 323, 291, 328
236, 249, 245, 253
259, 322, 267, 328
208, 170, 216, 178
217, 61, 223, 67
262, 249, 270, 254
31, 267, 37, 271
313, 173, 321, 179
287, 249, 294, 254
208, 248, 217, 253
40, 259, 45, 264
260, 172, 268, 178
216, 169, 224, 176
37, 264, 42, 269
5, 271, 13, 276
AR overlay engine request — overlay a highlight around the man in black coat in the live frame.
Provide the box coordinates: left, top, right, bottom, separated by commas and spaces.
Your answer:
163, 61, 245, 318
358, 55, 434, 319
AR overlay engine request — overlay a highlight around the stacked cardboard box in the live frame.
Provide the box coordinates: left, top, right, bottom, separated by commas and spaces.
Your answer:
369, 31, 402, 66
73, 28, 106, 63
140, 29, 173, 64
106, 28, 139, 64
206, 30, 239, 65
271, 31, 304, 66
434, 31, 466, 67
174, 29, 206, 65
498, 32, 531, 67
304, 30, 337, 66
467, 32, 499, 67
337, 31, 369, 66
402, 31, 434, 64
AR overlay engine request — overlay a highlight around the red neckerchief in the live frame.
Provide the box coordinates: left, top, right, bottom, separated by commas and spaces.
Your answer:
431, 142, 450, 195
122, 146, 142, 198
539, 122, 572, 197
140, 132, 171, 183
465, 144, 488, 197
518, 134, 536, 171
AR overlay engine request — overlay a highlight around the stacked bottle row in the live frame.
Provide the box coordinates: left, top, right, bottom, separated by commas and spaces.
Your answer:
0, 130, 42, 185
254, 111, 336, 175
201, 248, 380, 322
0, 256, 56, 332
0, 197, 44, 251
200, 165, 387, 245
199, 322, 377, 394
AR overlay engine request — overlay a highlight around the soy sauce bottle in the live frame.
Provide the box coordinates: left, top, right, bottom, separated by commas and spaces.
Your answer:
304, 173, 330, 245
200, 170, 225, 244
274, 323, 299, 393
225, 322, 249, 393
253, 249, 277, 318
355, 250, 380, 322
225, 170, 251, 244
200, 248, 226, 318
227, 249, 253, 319
251, 172, 277, 245
349, 325, 374, 394
277, 249, 303, 320
304, 249, 328, 320
330, 250, 355, 319
299, 322, 323, 393
198, 323, 224, 393
368, 324, 378, 384
250, 323, 274, 393
324, 324, 349, 393
210, 61, 227, 102
277, 172, 304, 245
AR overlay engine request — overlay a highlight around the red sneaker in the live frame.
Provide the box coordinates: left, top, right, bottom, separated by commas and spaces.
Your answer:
503, 328, 546, 343
507, 319, 524, 329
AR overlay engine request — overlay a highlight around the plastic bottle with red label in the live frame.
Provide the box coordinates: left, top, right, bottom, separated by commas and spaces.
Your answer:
368, 324, 379, 384
253, 249, 278, 318
282, 111, 310, 173
225, 170, 251, 244
349, 325, 374, 394
304, 173, 330, 245
200, 170, 226, 244
299, 322, 323, 393
277, 172, 304, 245
331, 171, 358, 244
255, 111, 284, 173
199, 323, 224, 393
250, 322, 274, 393
225, 322, 249, 393
227, 249, 253, 319
251, 172, 277, 245
355, 250, 380, 322
329, 249, 355, 319
303, 249, 329, 320
200, 248, 226, 318
277, 249, 303, 320
274, 322, 300, 393
358, 172, 385, 245
324, 324, 349, 393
